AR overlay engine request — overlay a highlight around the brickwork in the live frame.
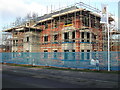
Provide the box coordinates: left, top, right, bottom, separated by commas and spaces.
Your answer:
3, 3, 117, 52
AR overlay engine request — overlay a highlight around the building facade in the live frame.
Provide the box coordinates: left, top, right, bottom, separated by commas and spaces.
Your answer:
3, 5, 115, 52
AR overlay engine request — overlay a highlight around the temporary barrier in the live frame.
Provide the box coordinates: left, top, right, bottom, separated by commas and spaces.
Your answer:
1, 52, 120, 71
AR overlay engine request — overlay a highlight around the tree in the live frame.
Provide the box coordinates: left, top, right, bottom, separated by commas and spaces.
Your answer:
32, 12, 38, 21
14, 17, 22, 27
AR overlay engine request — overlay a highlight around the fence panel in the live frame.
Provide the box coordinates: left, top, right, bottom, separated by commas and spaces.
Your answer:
1, 52, 120, 71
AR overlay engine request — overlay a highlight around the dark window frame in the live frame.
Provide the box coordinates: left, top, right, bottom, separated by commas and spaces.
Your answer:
26, 37, 29, 42
44, 50, 48, 52
54, 34, 58, 41
64, 18, 72, 25
44, 22, 48, 29
81, 32, 84, 42
72, 31, 75, 42
44, 36, 48, 42
64, 32, 69, 42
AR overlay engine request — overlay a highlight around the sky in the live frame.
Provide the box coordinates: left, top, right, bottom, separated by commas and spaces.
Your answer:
0, 0, 119, 43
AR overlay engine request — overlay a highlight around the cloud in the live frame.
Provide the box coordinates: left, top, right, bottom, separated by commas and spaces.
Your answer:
0, 0, 49, 31
0, 0, 118, 29
89, 0, 120, 2
0, 0, 46, 21
0, 0, 71, 27
0, 0, 118, 21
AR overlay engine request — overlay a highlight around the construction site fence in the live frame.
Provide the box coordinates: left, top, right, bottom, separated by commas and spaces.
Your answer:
1, 52, 120, 71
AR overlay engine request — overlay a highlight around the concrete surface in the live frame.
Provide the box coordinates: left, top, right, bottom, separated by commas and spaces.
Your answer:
2, 64, 120, 88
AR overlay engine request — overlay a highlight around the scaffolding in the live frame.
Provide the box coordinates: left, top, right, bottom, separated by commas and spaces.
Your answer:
2, 2, 119, 53
2, 32, 12, 52
1, 2, 120, 71
34, 2, 111, 53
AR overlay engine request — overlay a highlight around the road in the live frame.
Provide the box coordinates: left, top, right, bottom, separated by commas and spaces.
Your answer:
3, 72, 82, 88
2, 64, 120, 88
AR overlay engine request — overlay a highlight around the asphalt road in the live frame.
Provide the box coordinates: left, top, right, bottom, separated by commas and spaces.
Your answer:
2, 71, 83, 88
2, 64, 120, 88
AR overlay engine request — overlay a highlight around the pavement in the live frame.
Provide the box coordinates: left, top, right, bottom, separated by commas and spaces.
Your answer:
2, 64, 120, 88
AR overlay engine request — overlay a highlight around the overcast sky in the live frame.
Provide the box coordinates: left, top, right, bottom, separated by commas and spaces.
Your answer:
0, 0, 119, 43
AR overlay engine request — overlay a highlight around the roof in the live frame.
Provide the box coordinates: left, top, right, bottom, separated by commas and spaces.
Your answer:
34, 5, 114, 25
3, 26, 42, 32
36, 6, 78, 22
3, 4, 114, 32
3, 6, 79, 32
34, 6, 102, 26
52, 8, 84, 18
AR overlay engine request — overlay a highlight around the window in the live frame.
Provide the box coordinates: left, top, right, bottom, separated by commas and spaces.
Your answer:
21, 40, 23, 42
72, 50, 75, 60
92, 34, 96, 39
16, 40, 18, 42
91, 16, 95, 28
53, 50, 57, 58
27, 37, 29, 42
72, 50, 75, 52
14, 32, 17, 35
81, 32, 84, 38
87, 50, 90, 60
64, 18, 72, 25
64, 50, 69, 60
13, 40, 15, 44
64, 50, 69, 52
44, 50, 48, 59
54, 34, 58, 41
87, 50, 90, 52
95, 18, 100, 28
72, 31, 75, 42
81, 50, 84, 52
64, 32, 69, 42
81, 50, 84, 60
44, 50, 48, 52
87, 40, 89, 42
53, 22, 57, 28
44, 23, 48, 29
81, 32, 84, 42
83, 16, 89, 27
94, 35, 96, 39
87, 32, 90, 42
16, 40, 18, 46
44, 36, 48, 42
27, 23, 30, 26
87, 32, 90, 38
54, 50, 57, 52
26, 50, 29, 52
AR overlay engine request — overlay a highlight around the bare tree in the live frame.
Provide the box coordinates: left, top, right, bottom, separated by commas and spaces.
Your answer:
2, 32, 12, 52
3, 12, 39, 30
14, 17, 23, 27
25, 12, 32, 22
32, 12, 38, 21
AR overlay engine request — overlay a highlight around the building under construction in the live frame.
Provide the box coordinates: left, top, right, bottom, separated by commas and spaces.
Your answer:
3, 2, 119, 52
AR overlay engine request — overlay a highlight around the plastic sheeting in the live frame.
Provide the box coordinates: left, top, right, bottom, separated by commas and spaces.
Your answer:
1, 52, 120, 71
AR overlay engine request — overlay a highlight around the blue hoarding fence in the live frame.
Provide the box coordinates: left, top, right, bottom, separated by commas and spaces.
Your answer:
0, 52, 120, 71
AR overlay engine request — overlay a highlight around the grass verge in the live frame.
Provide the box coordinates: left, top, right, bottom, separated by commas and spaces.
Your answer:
1, 63, 119, 74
